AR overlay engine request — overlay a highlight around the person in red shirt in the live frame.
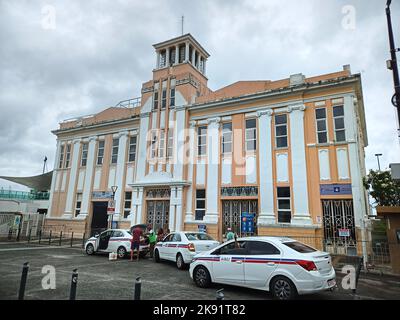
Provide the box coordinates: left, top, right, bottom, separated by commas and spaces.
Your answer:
130, 226, 142, 261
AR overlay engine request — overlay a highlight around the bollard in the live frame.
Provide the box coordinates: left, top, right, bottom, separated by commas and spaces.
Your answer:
70, 232, 74, 248
18, 262, 29, 300
28, 228, 32, 244
69, 269, 78, 300
82, 233, 86, 248
352, 257, 363, 294
8, 229, 12, 240
49, 230, 52, 245
134, 277, 141, 300
59, 231, 63, 246
38, 230, 42, 244
216, 288, 224, 300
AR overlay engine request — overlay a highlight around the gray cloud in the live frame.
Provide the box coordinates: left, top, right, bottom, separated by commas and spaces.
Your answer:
0, 0, 399, 191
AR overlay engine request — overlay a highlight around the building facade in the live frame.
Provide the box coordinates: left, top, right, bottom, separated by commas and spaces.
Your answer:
46, 34, 369, 253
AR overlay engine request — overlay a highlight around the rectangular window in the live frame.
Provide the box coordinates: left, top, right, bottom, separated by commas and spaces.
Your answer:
277, 187, 291, 223
158, 130, 165, 158
111, 138, 119, 164
97, 140, 105, 165
170, 88, 175, 107
128, 136, 137, 162
275, 114, 288, 148
245, 118, 257, 151
75, 193, 82, 217
59, 145, 65, 169
161, 88, 167, 109
333, 105, 346, 142
222, 122, 232, 154
195, 189, 206, 220
151, 131, 157, 159
167, 129, 174, 158
124, 191, 132, 218
315, 108, 328, 144
65, 144, 71, 168
197, 126, 207, 156
153, 90, 159, 110
81, 143, 88, 167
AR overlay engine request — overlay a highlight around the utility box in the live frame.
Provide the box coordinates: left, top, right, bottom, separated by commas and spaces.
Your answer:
390, 163, 400, 181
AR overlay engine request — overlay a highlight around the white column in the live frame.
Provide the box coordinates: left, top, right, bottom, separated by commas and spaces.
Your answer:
172, 186, 183, 231
136, 113, 150, 181
113, 131, 129, 221
78, 136, 97, 218
47, 140, 61, 217
257, 109, 276, 225
191, 48, 196, 66
203, 59, 207, 75
185, 42, 189, 62
196, 54, 201, 70
289, 105, 312, 225
166, 47, 170, 67
185, 121, 196, 222
173, 106, 186, 180
175, 45, 179, 64
156, 50, 160, 69
344, 95, 367, 226
204, 117, 221, 223
131, 187, 144, 226
169, 188, 176, 231
64, 138, 81, 218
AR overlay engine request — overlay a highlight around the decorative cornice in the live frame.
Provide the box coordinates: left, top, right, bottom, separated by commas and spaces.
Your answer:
207, 117, 221, 126
189, 120, 197, 128
72, 138, 81, 144
288, 104, 306, 113
89, 136, 98, 142
118, 130, 129, 138
257, 109, 274, 118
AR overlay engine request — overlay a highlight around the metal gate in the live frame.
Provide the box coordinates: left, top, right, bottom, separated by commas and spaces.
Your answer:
222, 200, 258, 237
146, 200, 169, 232
322, 199, 356, 254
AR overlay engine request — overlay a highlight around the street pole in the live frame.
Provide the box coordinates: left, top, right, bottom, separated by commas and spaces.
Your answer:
375, 153, 382, 171
386, 0, 400, 138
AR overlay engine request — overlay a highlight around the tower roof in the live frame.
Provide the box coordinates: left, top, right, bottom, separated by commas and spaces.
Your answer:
153, 33, 210, 58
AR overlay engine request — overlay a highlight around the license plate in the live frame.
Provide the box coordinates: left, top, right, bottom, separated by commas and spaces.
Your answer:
328, 279, 336, 287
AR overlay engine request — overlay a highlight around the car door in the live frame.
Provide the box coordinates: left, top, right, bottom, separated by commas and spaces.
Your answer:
159, 234, 174, 260
244, 240, 281, 288
210, 240, 247, 285
108, 230, 124, 253
98, 230, 113, 251
168, 233, 182, 260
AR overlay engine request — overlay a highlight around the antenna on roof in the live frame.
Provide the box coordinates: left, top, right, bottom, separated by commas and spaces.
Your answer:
181, 15, 184, 35
43, 156, 48, 174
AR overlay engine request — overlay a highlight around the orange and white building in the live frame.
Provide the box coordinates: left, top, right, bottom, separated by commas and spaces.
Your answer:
46, 34, 369, 253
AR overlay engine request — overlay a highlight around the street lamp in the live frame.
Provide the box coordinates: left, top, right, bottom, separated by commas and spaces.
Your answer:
375, 153, 383, 171
385, 0, 400, 138
110, 185, 118, 228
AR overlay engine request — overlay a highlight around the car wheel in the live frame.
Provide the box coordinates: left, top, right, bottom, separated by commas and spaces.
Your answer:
193, 266, 211, 288
117, 246, 127, 258
86, 244, 95, 255
154, 249, 160, 263
176, 254, 185, 270
270, 276, 298, 300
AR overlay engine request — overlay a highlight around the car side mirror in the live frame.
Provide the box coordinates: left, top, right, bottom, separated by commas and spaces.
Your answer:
94, 234, 99, 238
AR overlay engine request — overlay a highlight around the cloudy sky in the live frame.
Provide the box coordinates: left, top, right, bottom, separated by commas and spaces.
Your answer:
1, 0, 399, 191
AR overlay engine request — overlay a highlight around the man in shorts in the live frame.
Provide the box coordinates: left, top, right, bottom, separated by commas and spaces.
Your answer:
130, 226, 142, 262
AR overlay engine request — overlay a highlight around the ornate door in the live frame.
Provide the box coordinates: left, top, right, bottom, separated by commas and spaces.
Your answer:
222, 200, 258, 236
146, 200, 169, 232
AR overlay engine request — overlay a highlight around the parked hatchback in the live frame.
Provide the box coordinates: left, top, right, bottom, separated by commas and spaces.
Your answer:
154, 231, 220, 269
189, 236, 336, 300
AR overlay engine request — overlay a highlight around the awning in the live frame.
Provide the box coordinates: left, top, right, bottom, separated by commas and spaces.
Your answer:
0, 171, 53, 191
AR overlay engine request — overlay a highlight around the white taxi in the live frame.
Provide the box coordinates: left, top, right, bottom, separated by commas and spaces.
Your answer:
84, 229, 150, 258
154, 231, 220, 269
189, 237, 336, 300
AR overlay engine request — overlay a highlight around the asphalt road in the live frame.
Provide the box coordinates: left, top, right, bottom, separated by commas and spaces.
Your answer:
0, 242, 399, 300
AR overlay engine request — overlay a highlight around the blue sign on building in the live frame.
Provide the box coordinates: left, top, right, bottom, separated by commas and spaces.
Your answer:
320, 184, 352, 196
241, 212, 255, 233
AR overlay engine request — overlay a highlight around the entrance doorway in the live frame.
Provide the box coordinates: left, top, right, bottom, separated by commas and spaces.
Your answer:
91, 201, 108, 236
146, 200, 169, 232
222, 200, 258, 237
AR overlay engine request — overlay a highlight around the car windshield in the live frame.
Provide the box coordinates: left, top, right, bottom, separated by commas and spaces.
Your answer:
185, 233, 214, 241
283, 241, 317, 253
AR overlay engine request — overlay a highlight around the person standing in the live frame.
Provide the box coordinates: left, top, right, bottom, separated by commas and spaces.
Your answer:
157, 228, 164, 242
226, 227, 235, 241
130, 226, 142, 262
147, 224, 157, 259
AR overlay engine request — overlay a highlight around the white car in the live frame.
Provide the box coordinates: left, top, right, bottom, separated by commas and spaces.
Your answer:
189, 236, 336, 300
85, 229, 150, 258
154, 231, 220, 269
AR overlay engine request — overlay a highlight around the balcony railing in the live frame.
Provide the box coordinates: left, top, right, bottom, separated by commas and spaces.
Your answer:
115, 97, 141, 108
0, 189, 50, 201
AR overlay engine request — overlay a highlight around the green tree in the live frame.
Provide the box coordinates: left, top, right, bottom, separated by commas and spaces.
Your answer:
363, 170, 400, 206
